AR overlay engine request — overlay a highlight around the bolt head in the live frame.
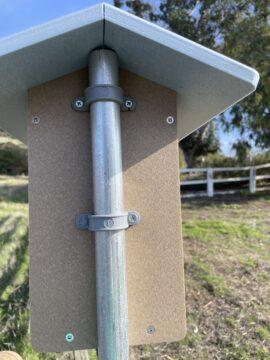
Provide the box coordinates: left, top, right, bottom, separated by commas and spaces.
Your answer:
166, 116, 175, 125
32, 116, 40, 125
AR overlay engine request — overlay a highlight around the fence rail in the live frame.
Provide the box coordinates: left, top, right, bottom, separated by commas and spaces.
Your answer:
180, 163, 270, 198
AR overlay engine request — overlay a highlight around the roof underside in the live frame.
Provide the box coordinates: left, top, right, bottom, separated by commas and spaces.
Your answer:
0, 3, 259, 143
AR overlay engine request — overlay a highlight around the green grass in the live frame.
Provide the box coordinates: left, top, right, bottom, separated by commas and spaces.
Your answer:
1, 178, 270, 359
0, 177, 100, 360
134, 193, 270, 359
0, 179, 29, 356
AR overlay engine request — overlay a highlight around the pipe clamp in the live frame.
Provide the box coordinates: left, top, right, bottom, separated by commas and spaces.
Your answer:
75, 211, 140, 232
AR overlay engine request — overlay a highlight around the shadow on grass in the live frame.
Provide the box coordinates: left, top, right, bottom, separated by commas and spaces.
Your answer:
0, 277, 29, 351
0, 185, 28, 204
182, 191, 270, 209
0, 230, 28, 298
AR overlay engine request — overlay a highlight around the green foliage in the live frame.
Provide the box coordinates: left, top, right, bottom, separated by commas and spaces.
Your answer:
225, 317, 237, 328
194, 152, 237, 167
0, 142, 27, 175
115, 0, 270, 157
188, 257, 230, 296
194, 150, 270, 169
0, 185, 29, 354
232, 140, 252, 165
255, 327, 270, 341
252, 151, 270, 166
180, 122, 220, 167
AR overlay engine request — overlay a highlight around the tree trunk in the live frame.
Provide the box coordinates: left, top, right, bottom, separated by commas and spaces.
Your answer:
181, 124, 209, 168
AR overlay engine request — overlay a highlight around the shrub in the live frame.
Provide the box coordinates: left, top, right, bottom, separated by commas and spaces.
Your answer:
0, 142, 27, 175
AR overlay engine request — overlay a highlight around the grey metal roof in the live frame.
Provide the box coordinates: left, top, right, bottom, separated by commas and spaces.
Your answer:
0, 2, 259, 143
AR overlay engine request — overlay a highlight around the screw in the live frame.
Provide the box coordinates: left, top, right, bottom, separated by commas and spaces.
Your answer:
147, 325, 155, 334
166, 116, 175, 125
65, 332, 74, 343
125, 99, 133, 109
32, 116, 40, 125
104, 219, 114, 228
128, 212, 140, 225
122, 97, 135, 111
72, 97, 86, 111
75, 99, 84, 109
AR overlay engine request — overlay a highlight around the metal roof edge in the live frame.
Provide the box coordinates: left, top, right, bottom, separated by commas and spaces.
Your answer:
103, 3, 259, 91
177, 84, 257, 140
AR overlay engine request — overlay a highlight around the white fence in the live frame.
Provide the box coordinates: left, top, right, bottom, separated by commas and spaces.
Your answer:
180, 163, 270, 198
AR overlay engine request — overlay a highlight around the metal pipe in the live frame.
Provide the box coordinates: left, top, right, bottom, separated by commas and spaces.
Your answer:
89, 49, 129, 360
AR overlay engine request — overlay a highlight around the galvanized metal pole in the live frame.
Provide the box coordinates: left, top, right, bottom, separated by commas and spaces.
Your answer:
89, 49, 129, 360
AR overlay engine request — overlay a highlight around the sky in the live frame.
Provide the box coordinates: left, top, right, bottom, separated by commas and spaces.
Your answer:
0, 0, 113, 37
0, 0, 239, 156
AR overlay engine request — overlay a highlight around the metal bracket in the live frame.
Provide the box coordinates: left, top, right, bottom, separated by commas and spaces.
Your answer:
72, 84, 136, 112
85, 84, 123, 106
75, 211, 140, 232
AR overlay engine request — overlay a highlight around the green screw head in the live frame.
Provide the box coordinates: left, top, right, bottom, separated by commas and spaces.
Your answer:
65, 332, 74, 343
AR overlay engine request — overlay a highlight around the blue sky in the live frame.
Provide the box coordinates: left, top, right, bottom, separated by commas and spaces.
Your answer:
0, 0, 239, 156
0, 0, 112, 37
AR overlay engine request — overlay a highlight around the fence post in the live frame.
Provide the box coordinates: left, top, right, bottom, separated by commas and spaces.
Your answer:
249, 167, 256, 193
207, 168, 214, 197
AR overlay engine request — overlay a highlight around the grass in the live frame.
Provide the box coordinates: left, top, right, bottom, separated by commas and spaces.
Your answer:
0, 178, 270, 359
133, 194, 270, 359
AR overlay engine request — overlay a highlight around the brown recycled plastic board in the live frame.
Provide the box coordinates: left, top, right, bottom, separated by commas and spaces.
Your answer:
28, 68, 186, 352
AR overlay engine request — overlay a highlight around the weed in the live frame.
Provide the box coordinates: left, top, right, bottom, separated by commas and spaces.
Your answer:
255, 326, 270, 341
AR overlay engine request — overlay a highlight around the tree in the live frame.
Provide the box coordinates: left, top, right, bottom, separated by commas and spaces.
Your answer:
180, 122, 220, 167
114, 0, 270, 166
232, 140, 252, 165
114, 0, 123, 8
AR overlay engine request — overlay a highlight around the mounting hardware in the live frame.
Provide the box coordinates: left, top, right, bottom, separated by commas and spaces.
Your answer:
147, 325, 155, 334
128, 212, 139, 225
166, 116, 175, 125
32, 116, 40, 125
75, 211, 140, 232
65, 332, 74, 343
121, 97, 136, 111
84, 84, 123, 106
72, 90, 136, 113
72, 96, 87, 112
